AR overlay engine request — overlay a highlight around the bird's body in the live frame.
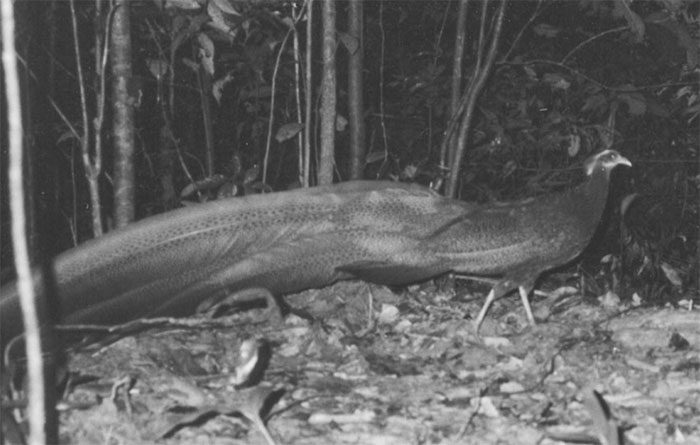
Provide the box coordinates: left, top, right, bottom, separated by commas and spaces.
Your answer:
431, 158, 615, 276
430, 149, 632, 328
0, 150, 630, 345
0, 181, 472, 345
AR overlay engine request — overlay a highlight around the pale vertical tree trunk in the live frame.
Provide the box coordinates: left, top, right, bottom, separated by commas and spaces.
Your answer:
440, 0, 469, 172
303, 0, 314, 187
19, 33, 38, 259
111, 0, 136, 227
1, 0, 46, 441
317, 0, 337, 185
450, 0, 469, 117
347, 0, 365, 180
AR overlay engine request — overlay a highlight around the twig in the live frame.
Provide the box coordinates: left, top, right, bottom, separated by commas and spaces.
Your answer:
292, 2, 305, 186
15, 54, 80, 140
262, 26, 293, 185
501, 0, 544, 62
94, 3, 119, 181
70, 0, 104, 236
446, 0, 507, 197
562, 26, 627, 64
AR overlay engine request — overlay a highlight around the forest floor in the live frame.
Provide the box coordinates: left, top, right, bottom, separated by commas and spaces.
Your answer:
48, 280, 699, 444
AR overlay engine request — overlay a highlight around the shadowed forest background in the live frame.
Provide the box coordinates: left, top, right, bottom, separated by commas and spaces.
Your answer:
1, 0, 697, 303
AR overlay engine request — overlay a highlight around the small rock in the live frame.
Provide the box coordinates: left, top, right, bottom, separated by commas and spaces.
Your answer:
473, 396, 500, 418
378, 304, 400, 324
499, 381, 525, 394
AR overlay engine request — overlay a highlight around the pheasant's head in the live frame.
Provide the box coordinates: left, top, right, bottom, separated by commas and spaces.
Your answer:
584, 149, 632, 176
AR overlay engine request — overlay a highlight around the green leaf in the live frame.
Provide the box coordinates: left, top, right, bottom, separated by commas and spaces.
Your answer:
242, 164, 260, 185
543, 73, 570, 91
567, 134, 581, 157
338, 32, 360, 55
147, 59, 169, 79
336, 114, 348, 132
275, 123, 304, 142
613, 0, 645, 42
207, 0, 233, 35
533, 23, 560, 38
165, 0, 202, 10
582, 94, 608, 113
365, 151, 387, 164
211, 0, 241, 16
197, 32, 216, 75
617, 92, 647, 115
212, 73, 234, 103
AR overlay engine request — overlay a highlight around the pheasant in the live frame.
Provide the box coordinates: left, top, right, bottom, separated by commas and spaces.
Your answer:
0, 181, 471, 347
0, 151, 630, 346
424, 149, 632, 330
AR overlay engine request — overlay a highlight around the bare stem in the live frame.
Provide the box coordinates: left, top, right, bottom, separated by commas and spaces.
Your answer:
1, 0, 46, 442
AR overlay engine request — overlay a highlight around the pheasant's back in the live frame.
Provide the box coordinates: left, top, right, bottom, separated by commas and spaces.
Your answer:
426, 181, 608, 276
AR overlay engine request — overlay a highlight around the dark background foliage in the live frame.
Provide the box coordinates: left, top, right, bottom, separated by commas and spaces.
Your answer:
1, 0, 697, 303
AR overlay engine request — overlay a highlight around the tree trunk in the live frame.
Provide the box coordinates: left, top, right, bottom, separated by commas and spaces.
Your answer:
347, 0, 365, 180
199, 65, 215, 178
303, 0, 314, 187
439, 0, 469, 173
1, 0, 47, 441
111, 0, 136, 228
317, 0, 337, 185
445, 0, 506, 198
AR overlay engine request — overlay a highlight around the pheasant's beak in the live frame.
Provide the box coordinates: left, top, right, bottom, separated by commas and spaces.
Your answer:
617, 155, 632, 168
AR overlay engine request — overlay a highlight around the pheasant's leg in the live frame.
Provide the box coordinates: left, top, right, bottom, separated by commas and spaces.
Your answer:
474, 288, 497, 333
518, 286, 536, 326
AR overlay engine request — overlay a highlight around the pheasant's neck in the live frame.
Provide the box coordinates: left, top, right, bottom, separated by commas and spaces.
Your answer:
574, 167, 611, 225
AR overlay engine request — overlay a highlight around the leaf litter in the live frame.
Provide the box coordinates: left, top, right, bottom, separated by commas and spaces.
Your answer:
28, 280, 700, 444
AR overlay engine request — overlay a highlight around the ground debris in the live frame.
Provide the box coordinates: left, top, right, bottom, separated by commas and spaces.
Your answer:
42, 282, 700, 444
